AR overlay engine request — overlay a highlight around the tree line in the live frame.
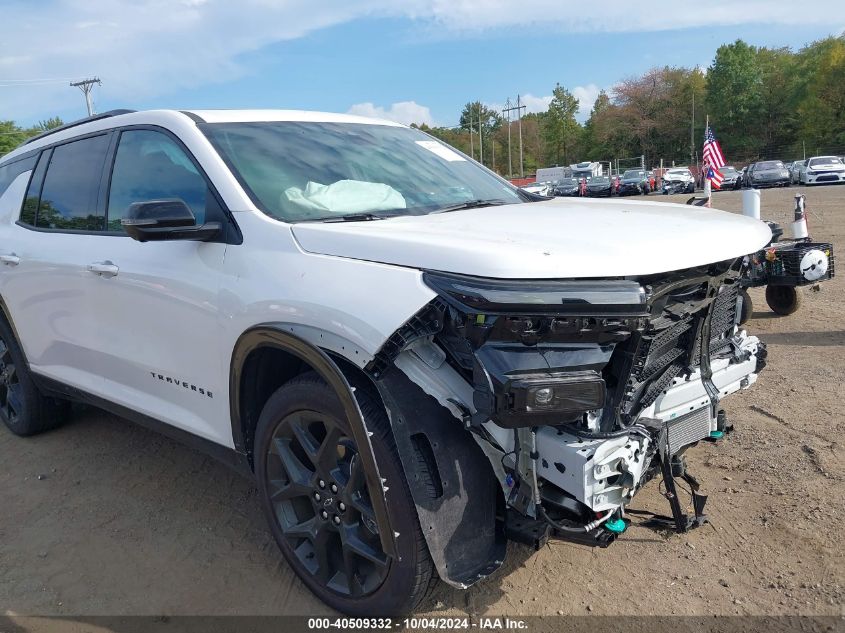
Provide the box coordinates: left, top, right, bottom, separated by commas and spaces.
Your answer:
0, 118, 64, 156
417, 36, 845, 177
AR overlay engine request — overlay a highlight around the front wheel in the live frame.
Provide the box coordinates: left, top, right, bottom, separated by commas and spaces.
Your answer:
765, 285, 802, 316
255, 372, 434, 616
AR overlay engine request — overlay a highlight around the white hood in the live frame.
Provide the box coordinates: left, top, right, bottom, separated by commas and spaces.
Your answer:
291, 197, 772, 279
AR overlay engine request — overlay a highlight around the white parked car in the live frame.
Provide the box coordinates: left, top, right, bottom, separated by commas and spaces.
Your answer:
661, 167, 696, 194
796, 155, 845, 185
0, 109, 772, 616
520, 180, 554, 196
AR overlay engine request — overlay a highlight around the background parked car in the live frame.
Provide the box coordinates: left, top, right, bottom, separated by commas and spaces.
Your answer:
798, 155, 845, 185
618, 169, 651, 195
717, 166, 742, 190
745, 160, 790, 188
790, 160, 807, 184
551, 177, 581, 196
586, 175, 614, 197
661, 167, 695, 194
521, 180, 554, 196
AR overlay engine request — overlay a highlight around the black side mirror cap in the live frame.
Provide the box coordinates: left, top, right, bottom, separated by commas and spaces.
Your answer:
121, 199, 221, 242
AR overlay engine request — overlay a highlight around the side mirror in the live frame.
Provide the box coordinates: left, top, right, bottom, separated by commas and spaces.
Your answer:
121, 199, 221, 243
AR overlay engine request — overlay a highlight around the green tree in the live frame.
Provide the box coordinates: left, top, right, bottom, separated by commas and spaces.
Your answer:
0, 117, 64, 156
542, 84, 580, 165
795, 36, 845, 151
706, 40, 765, 157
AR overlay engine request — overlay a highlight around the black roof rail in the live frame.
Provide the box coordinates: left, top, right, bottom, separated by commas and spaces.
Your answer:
21, 109, 137, 147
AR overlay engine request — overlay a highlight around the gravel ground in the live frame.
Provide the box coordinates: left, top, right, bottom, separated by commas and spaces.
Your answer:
1, 185, 842, 623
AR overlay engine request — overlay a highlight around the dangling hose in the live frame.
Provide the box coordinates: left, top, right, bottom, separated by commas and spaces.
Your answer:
537, 505, 614, 533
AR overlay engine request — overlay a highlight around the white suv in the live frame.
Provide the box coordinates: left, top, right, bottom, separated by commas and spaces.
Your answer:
0, 109, 772, 615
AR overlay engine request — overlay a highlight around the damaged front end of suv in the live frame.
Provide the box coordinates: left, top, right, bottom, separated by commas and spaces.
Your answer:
366, 258, 765, 588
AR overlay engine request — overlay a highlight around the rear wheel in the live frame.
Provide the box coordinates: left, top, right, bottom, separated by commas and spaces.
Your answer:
0, 314, 67, 436
255, 372, 433, 616
765, 285, 802, 316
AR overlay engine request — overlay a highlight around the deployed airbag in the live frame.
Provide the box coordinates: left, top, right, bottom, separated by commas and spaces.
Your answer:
284, 180, 405, 215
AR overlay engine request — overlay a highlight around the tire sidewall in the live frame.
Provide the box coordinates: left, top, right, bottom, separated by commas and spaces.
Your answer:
254, 378, 426, 616
0, 315, 37, 435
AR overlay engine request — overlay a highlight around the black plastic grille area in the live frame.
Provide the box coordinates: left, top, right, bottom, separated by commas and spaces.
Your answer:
619, 282, 738, 418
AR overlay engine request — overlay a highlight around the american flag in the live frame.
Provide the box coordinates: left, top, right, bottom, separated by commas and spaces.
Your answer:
702, 125, 726, 189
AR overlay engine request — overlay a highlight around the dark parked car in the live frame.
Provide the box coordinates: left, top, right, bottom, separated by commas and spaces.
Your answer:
745, 160, 790, 188
717, 166, 742, 190
586, 175, 614, 197
618, 169, 651, 195
551, 177, 580, 196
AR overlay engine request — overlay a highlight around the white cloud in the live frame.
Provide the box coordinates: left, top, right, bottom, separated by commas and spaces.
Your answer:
347, 101, 434, 126
0, 0, 840, 121
572, 84, 601, 120
491, 85, 602, 123
422, 0, 843, 33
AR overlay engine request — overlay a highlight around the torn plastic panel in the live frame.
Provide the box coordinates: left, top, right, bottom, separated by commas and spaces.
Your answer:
365, 260, 766, 574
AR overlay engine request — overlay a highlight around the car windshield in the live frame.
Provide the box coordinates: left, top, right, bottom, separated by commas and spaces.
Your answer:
808, 156, 842, 167
200, 121, 523, 222
666, 170, 688, 176
591, 176, 610, 184
622, 170, 644, 179
557, 178, 577, 186
756, 161, 784, 170
719, 167, 738, 175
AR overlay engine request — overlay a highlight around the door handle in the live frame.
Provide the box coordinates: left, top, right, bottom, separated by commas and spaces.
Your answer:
87, 261, 119, 278
0, 254, 20, 266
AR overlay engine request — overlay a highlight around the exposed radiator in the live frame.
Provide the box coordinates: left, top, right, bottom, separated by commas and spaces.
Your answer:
666, 407, 712, 454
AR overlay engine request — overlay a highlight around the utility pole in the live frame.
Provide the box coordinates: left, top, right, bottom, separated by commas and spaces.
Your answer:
70, 77, 101, 116
503, 96, 526, 177
477, 103, 483, 166
503, 99, 513, 178
690, 90, 696, 167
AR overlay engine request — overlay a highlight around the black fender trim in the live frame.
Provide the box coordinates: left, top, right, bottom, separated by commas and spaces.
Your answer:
375, 367, 505, 588
229, 325, 398, 559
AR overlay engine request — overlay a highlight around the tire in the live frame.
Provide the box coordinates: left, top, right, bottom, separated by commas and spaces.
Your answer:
255, 372, 434, 616
0, 312, 67, 436
765, 285, 803, 316
738, 289, 753, 325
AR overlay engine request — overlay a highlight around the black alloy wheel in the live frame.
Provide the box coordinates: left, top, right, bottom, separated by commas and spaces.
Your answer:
0, 315, 66, 436
0, 334, 22, 427
255, 372, 434, 616
265, 408, 389, 597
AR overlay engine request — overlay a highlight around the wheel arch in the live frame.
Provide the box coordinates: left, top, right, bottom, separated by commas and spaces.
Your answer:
229, 323, 398, 558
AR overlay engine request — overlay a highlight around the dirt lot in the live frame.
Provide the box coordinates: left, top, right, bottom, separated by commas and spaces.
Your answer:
1, 185, 843, 623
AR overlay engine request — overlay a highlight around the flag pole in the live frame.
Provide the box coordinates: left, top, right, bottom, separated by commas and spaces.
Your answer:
703, 114, 712, 205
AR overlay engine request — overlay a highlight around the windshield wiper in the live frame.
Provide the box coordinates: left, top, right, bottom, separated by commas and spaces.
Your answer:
317, 213, 387, 223
430, 199, 511, 214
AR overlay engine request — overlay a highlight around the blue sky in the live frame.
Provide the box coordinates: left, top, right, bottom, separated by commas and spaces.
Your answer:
1, 0, 843, 128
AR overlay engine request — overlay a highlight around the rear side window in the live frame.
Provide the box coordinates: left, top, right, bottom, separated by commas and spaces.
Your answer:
107, 130, 211, 232
0, 155, 37, 200
35, 134, 110, 231
19, 151, 51, 226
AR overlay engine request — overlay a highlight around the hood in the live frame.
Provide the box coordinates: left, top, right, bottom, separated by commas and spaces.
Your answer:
291, 197, 772, 279
809, 161, 845, 171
